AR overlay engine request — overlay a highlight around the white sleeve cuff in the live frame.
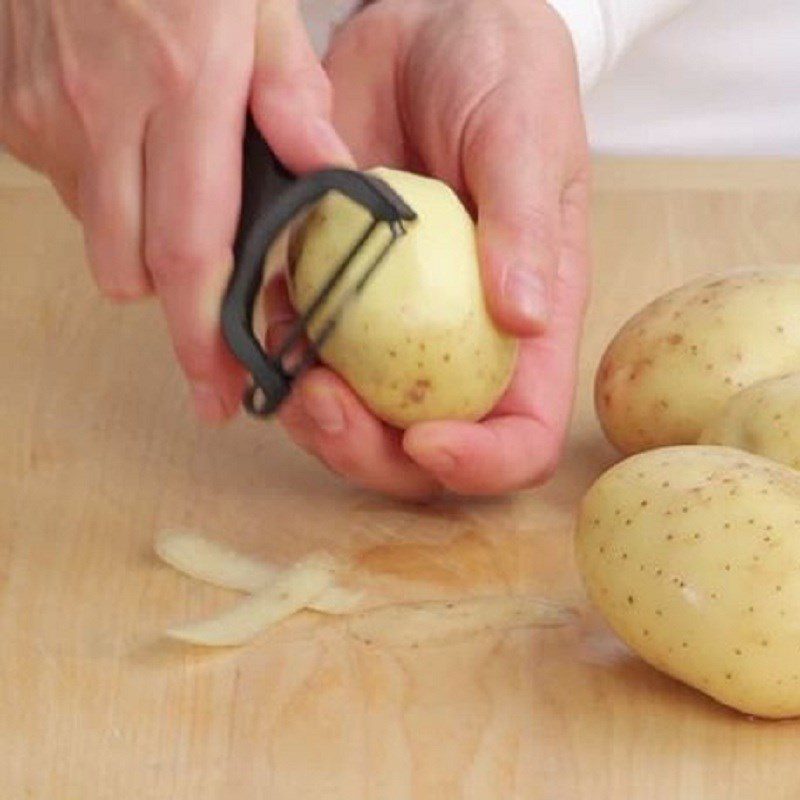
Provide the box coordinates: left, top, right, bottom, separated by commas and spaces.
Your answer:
547, 0, 609, 92
548, 0, 694, 92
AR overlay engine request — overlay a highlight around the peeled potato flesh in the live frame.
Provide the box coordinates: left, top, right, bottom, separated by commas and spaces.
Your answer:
291, 167, 518, 428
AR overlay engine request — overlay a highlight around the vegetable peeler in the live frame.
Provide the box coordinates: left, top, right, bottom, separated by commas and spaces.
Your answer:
222, 114, 417, 419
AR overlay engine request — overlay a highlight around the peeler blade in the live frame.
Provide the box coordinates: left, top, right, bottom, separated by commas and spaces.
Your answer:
223, 114, 416, 419
284, 218, 407, 375
304, 219, 408, 355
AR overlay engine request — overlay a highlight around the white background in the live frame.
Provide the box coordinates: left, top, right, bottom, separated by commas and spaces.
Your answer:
586, 0, 800, 155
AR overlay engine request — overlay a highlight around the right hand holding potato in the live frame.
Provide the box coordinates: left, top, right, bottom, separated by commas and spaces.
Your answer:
267, 0, 591, 499
0, 0, 351, 422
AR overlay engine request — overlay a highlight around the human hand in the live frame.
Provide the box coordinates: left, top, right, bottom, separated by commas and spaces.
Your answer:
0, 0, 351, 421
268, 0, 591, 498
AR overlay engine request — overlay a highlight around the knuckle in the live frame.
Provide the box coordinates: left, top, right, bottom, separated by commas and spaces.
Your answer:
520, 204, 560, 255
278, 400, 318, 451
460, 81, 511, 160
58, 66, 100, 119
174, 333, 215, 381
534, 457, 559, 485
95, 274, 150, 304
86, 237, 154, 302
319, 446, 360, 478
533, 441, 564, 485
256, 61, 332, 114
146, 240, 209, 284
151, 39, 203, 95
104, 284, 147, 304
496, 202, 559, 266
8, 85, 41, 133
308, 68, 333, 110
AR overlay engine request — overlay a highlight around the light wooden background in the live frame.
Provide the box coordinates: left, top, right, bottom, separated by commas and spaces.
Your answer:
3, 157, 800, 799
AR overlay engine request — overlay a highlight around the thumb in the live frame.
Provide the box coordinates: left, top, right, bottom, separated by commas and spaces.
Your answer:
463, 83, 563, 337
251, 0, 354, 172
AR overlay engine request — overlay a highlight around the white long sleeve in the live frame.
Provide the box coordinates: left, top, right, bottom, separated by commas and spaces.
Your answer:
547, 0, 694, 91
302, 0, 800, 156
301, 0, 359, 54
586, 0, 800, 155
302, 0, 692, 89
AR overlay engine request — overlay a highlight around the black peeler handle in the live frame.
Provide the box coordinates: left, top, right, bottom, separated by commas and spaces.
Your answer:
222, 113, 416, 419
224, 114, 295, 416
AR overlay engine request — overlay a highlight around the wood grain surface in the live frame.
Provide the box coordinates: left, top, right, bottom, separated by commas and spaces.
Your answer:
3, 156, 800, 799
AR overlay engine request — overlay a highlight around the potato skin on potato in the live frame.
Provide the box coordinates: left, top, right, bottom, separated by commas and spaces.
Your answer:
577, 445, 800, 718
700, 373, 800, 471
596, 267, 800, 454
291, 168, 518, 429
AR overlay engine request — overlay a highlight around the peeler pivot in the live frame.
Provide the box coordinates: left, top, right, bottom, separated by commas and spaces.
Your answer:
222, 114, 416, 419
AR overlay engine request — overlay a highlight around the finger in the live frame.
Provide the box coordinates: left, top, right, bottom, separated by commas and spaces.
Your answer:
323, 10, 408, 169
263, 274, 296, 354
263, 273, 307, 370
285, 369, 440, 500
263, 276, 437, 498
78, 143, 151, 301
250, 0, 353, 172
404, 175, 591, 495
50, 168, 80, 219
276, 391, 319, 455
278, 378, 440, 501
463, 80, 566, 337
403, 325, 568, 494
403, 315, 579, 495
404, 416, 559, 496
143, 67, 249, 423
263, 276, 315, 453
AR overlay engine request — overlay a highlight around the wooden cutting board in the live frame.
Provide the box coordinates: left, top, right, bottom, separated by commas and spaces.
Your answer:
3, 156, 800, 800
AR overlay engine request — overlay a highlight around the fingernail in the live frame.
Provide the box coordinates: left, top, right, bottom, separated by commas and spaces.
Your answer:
504, 268, 550, 328
192, 382, 226, 424
310, 119, 353, 167
408, 444, 457, 475
302, 384, 345, 435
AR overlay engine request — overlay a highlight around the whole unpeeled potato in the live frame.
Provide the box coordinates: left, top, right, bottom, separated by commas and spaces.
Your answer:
577, 445, 800, 718
700, 373, 800, 470
596, 267, 800, 454
291, 168, 518, 429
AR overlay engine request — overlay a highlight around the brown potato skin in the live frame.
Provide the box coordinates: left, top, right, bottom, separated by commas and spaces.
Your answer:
596, 267, 800, 454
